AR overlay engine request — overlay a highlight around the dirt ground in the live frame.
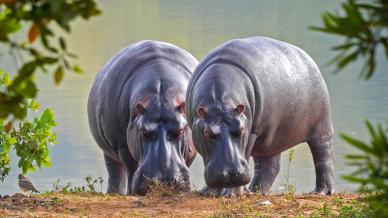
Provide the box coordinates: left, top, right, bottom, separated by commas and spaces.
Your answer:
0, 191, 360, 217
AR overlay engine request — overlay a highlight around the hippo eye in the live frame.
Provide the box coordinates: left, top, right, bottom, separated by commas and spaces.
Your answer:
231, 128, 244, 138
142, 131, 154, 139
169, 129, 185, 140
206, 131, 218, 140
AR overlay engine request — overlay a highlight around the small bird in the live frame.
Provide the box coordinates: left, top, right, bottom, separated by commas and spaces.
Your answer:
18, 174, 39, 194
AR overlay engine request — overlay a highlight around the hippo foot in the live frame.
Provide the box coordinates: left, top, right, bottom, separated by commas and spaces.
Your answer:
200, 186, 250, 197
312, 185, 334, 195
311, 174, 334, 195
312, 164, 334, 195
249, 183, 271, 195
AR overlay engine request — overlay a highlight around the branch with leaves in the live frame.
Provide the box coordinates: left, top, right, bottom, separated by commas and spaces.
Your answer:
341, 121, 388, 216
0, 0, 100, 120
311, 0, 388, 79
0, 0, 100, 181
0, 70, 57, 181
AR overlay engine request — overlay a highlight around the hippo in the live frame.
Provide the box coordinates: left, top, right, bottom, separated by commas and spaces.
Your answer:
186, 36, 334, 196
88, 41, 198, 195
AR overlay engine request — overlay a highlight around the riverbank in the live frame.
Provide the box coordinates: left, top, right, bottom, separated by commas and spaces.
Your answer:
0, 190, 367, 217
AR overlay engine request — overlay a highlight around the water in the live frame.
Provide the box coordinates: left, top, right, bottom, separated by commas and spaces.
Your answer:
1, 0, 387, 195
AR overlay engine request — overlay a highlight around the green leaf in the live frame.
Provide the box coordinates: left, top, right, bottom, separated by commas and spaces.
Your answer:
336, 49, 360, 69
345, 154, 368, 160
54, 66, 64, 85
40, 57, 58, 65
73, 64, 83, 74
365, 120, 377, 138
59, 37, 66, 51
342, 175, 369, 184
341, 133, 375, 154
19, 61, 38, 77
28, 100, 40, 111
3, 73, 11, 86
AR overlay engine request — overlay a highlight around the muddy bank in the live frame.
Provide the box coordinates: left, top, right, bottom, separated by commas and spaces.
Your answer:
0, 191, 362, 217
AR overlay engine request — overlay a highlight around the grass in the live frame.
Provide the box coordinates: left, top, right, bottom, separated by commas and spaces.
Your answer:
0, 173, 376, 217
0, 188, 369, 217
42, 175, 104, 195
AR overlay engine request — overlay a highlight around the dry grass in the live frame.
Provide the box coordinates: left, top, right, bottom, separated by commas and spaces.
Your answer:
0, 190, 362, 218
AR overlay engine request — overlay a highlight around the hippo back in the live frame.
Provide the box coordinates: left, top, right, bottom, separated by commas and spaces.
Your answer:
88, 41, 198, 161
186, 37, 333, 155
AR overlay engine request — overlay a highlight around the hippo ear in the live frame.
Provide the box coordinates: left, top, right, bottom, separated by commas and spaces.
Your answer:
235, 104, 245, 115
135, 102, 146, 114
176, 102, 185, 114
197, 107, 208, 118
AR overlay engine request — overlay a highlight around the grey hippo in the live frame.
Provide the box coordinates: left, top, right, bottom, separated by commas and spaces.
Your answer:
186, 36, 334, 196
88, 41, 198, 195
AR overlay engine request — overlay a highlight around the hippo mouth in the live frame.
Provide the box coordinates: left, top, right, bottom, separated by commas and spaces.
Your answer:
204, 163, 251, 188
205, 172, 251, 188
131, 171, 191, 195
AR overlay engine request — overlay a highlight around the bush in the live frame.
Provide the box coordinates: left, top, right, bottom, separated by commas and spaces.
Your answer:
341, 120, 388, 216
0, 70, 57, 181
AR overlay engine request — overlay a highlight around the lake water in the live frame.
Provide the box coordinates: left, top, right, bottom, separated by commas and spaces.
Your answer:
1, 0, 388, 195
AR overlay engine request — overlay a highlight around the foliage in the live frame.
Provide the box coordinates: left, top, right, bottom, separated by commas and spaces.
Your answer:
84, 175, 104, 193
282, 148, 296, 195
0, 0, 100, 181
49, 175, 104, 194
313, 1, 388, 216
0, 71, 57, 181
311, 0, 388, 79
341, 120, 388, 216
0, 0, 100, 120
310, 196, 374, 218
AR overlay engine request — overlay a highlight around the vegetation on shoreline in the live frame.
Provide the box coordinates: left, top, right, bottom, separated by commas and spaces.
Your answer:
0, 189, 370, 217
0, 175, 372, 217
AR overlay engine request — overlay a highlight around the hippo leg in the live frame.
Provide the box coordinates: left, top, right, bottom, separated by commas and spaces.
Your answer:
117, 146, 138, 195
200, 186, 250, 197
104, 154, 127, 194
308, 136, 334, 195
249, 154, 281, 194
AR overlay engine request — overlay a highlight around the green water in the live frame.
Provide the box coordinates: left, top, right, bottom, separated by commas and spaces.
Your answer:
1, 0, 387, 195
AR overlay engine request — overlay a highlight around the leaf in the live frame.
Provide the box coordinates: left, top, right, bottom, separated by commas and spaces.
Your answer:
59, 37, 66, 51
28, 100, 40, 111
332, 42, 358, 51
28, 23, 40, 44
3, 73, 11, 86
342, 175, 369, 184
4, 121, 12, 132
73, 64, 83, 74
23, 80, 38, 98
54, 66, 64, 85
345, 154, 368, 160
336, 49, 360, 70
341, 133, 375, 154
19, 61, 38, 77
382, 38, 388, 60
364, 51, 376, 80
41, 57, 58, 65
365, 120, 377, 138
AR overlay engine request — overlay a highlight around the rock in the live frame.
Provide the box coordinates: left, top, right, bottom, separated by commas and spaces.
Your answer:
258, 200, 273, 205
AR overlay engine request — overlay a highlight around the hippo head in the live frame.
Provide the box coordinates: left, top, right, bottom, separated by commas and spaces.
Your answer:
128, 100, 195, 195
192, 103, 252, 188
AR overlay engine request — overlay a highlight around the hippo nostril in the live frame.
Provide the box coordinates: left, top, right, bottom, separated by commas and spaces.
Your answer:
236, 168, 245, 177
219, 171, 230, 181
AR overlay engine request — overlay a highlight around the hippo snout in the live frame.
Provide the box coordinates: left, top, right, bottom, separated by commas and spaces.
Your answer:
131, 166, 191, 195
205, 159, 251, 188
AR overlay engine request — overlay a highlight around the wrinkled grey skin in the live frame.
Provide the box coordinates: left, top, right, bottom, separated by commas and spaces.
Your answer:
186, 37, 334, 196
88, 41, 198, 195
